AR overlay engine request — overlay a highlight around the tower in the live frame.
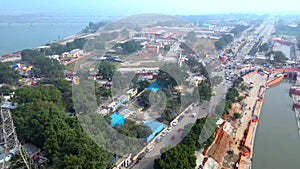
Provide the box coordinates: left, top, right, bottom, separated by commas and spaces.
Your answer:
0, 96, 30, 169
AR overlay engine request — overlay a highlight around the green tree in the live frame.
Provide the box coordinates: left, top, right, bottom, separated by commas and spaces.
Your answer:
98, 61, 116, 80
259, 43, 270, 52
233, 112, 242, 119
154, 145, 196, 169
12, 85, 113, 168
0, 62, 20, 85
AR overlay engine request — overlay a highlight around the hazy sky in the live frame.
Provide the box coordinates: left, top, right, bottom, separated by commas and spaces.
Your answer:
1, 0, 300, 16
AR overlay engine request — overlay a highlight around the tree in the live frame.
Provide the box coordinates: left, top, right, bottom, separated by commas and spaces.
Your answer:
0, 85, 12, 95
266, 51, 288, 64
154, 145, 196, 169
211, 76, 223, 86
0, 62, 20, 85
259, 43, 270, 52
198, 81, 212, 102
273, 51, 288, 63
12, 85, 113, 168
163, 45, 170, 52
98, 61, 116, 80
120, 40, 140, 54
226, 87, 239, 102
233, 112, 242, 119
138, 80, 150, 92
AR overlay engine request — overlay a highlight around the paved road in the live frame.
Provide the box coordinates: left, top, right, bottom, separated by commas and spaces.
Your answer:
132, 79, 230, 169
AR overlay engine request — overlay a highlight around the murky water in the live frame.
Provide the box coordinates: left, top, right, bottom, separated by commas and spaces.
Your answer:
253, 83, 300, 169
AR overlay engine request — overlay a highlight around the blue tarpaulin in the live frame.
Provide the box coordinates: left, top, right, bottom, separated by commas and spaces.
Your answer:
110, 113, 124, 128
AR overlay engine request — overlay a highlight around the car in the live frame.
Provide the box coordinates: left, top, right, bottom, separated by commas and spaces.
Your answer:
137, 152, 146, 160
178, 115, 184, 122
166, 127, 172, 132
172, 120, 178, 126
146, 145, 155, 153
161, 131, 166, 137
155, 137, 162, 143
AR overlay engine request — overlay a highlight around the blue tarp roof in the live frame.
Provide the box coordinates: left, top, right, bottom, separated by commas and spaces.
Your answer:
144, 120, 164, 142
110, 113, 124, 128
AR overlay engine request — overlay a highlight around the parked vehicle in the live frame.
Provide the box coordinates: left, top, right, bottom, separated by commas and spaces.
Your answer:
146, 145, 155, 153
172, 120, 178, 126
166, 127, 172, 132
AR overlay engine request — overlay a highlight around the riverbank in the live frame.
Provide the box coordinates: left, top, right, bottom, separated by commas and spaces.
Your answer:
252, 82, 300, 169
237, 70, 289, 169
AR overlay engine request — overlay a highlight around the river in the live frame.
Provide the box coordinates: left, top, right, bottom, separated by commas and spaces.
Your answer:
252, 82, 300, 169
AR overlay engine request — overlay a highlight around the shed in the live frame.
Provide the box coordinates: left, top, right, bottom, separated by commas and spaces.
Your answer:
143, 120, 164, 142
110, 113, 125, 128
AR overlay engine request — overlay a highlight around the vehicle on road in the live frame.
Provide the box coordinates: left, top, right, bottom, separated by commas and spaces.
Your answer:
161, 131, 166, 137
146, 145, 155, 153
155, 137, 162, 143
178, 115, 184, 122
172, 120, 178, 126
166, 127, 172, 132
171, 134, 175, 140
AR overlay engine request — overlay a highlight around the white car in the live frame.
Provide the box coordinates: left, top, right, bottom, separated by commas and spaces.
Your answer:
146, 145, 155, 153
161, 131, 166, 137
166, 127, 172, 132
172, 120, 178, 126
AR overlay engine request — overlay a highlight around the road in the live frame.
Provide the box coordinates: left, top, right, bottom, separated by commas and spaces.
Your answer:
132, 78, 231, 169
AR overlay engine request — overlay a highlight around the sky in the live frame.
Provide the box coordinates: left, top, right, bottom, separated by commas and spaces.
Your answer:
1, 0, 300, 16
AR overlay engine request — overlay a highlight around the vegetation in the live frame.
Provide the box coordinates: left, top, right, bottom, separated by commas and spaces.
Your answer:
12, 85, 113, 168
0, 85, 12, 95
275, 20, 300, 36
185, 31, 197, 42
266, 51, 288, 64
119, 40, 141, 54
259, 42, 270, 52
98, 61, 116, 80
211, 76, 223, 86
163, 45, 171, 52
226, 87, 239, 102
154, 145, 196, 169
38, 79, 74, 113
0, 62, 20, 85
154, 117, 216, 169
81, 22, 106, 33
214, 34, 233, 50
232, 77, 244, 88
115, 119, 152, 138
230, 25, 249, 37
20, 38, 89, 78
233, 112, 242, 119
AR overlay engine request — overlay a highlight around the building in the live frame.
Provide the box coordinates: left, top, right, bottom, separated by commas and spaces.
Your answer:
110, 113, 125, 128
143, 120, 164, 142
118, 108, 134, 118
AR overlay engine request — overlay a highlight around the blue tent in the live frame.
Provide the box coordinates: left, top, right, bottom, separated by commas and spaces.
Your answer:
110, 113, 124, 128
144, 120, 164, 142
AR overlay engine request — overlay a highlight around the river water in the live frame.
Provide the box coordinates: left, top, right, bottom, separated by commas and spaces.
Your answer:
252, 82, 300, 169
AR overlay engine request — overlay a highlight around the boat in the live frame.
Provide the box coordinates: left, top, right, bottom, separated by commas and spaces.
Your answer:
290, 86, 300, 95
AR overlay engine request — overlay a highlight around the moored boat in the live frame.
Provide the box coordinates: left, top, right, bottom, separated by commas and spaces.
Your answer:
290, 86, 300, 95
